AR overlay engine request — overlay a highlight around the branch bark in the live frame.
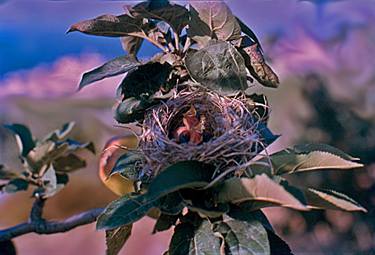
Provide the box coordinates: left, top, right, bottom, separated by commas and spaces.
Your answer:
0, 198, 103, 241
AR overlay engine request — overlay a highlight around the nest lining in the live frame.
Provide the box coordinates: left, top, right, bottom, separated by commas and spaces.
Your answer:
138, 87, 270, 179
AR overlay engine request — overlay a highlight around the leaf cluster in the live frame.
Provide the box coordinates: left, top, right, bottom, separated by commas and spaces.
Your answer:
67, 1, 367, 254
1, 123, 94, 198
68, 0, 279, 124
99, 144, 365, 255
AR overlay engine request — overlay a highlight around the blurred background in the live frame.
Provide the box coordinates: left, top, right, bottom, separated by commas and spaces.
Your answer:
0, 0, 374, 254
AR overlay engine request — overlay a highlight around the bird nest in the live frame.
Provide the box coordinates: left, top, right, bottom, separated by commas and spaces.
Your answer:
138, 87, 270, 180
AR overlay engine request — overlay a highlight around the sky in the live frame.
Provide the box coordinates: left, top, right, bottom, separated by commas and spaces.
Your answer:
0, 0, 341, 77
0, 0, 374, 99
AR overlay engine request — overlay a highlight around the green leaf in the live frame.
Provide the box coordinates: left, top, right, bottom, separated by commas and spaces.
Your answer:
105, 224, 132, 255
187, 5, 217, 48
147, 161, 215, 198
266, 230, 293, 255
187, 202, 229, 218
53, 154, 86, 173
239, 41, 279, 88
121, 36, 143, 57
4, 123, 35, 157
68, 14, 143, 37
64, 139, 96, 154
118, 62, 171, 100
251, 143, 363, 176
188, 2, 241, 44
130, 2, 189, 34
56, 173, 69, 185
180, 189, 229, 218
38, 165, 65, 198
184, 40, 248, 95
213, 215, 270, 255
111, 152, 143, 181
114, 97, 148, 124
0, 240, 16, 255
43, 122, 75, 142
236, 17, 263, 52
26, 141, 57, 173
228, 206, 274, 233
78, 56, 140, 90
217, 174, 308, 211
169, 219, 221, 255
158, 192, 185, 215
304, 188, 367, 212
293, 143, 359, 161
2, 178, 29, 193
97, 193, 157, 230
98, 161, 215, 230
0, 165, 18, 180
153, 213, 179, 233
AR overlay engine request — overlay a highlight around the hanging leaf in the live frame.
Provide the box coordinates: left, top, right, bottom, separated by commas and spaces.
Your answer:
188, 2, 241, 44
4, 123, 35, 157
97, 193, 157, 230
236, 17, 263, 51
129, 2, 189, 34
266, 229, 293, 255
217, 174, 308, 211
305, 188, 367, 212
184, 40, 248, 95
169, 219, 221, 255
251, 143, 363, 176
147, 161, 215, 198
153, 213, 179, 233
121, 36, 143, 57
106, 224, 132, 255
78, 56, 140, 90
68, 14, 143, 37
2, 178, 29, 193
53, 154, 86, 173
213, 215, 270, 255
110, 152, 143, 181
0, 165, 18, 180
239, 41, 279, 88
0, 240, 16, 255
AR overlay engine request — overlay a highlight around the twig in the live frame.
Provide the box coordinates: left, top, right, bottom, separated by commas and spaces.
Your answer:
0, 198, 103, 241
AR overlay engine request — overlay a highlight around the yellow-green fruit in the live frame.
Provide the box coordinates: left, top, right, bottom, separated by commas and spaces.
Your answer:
99, 135, 138, 196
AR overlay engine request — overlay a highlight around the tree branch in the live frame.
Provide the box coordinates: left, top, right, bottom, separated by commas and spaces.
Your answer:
0, 197, 103, 241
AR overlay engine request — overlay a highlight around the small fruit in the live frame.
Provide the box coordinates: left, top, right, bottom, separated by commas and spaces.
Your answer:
99, 135, 138, 196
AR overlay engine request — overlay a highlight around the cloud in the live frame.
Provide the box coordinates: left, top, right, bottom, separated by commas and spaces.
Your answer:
0, 54, 122, 99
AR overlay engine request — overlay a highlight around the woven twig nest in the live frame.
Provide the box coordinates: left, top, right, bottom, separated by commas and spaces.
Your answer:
138, 86, 271, 179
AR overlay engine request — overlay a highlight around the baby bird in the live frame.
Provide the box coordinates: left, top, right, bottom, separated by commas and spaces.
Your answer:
174, 106, 204, 145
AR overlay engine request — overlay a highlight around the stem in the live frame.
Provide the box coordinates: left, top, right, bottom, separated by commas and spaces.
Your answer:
0, 198, 103, 241
183, 37, 191, 53
173, 32, 180, 52
128, 31, 168, 53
